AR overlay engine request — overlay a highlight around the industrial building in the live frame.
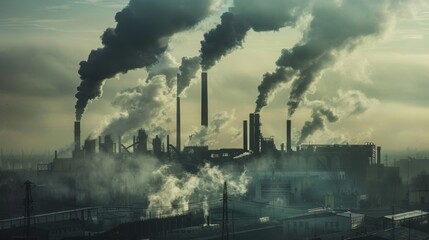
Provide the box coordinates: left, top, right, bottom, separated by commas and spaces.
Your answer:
3, 71, 425, 240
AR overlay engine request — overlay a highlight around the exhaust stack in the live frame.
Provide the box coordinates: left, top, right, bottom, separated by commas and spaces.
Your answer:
201, 72, 208, 127
176, 74, 181, 151
243, 120, 248, 151
287, 120, 292, 152
249, 113, 255, 152
74, 121, 81, 153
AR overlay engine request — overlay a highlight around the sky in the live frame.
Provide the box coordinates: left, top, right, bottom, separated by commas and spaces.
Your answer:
0, 0, 428, 157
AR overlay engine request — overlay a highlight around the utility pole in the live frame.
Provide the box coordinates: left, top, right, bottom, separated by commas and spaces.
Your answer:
391, 206, 395, 240
222, 181, 229, 240
24, 180, 34, 240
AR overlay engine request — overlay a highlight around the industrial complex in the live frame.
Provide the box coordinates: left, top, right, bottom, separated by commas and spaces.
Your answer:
0, 72, 428, 240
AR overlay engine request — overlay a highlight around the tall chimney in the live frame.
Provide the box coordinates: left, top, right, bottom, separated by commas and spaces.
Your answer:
177, 74, 182, 152
249, 113, 255, 152
74, 121, 81, 152
99, 136, 102, 153
377, 146, 381, 165
166, 135, 170, 157
287, 120, 292, 152
243, 120, 248, 151
254, 113, 260, 154
176, 97, 181, 151
201, 72, 208, 127
118, 136, 122, 154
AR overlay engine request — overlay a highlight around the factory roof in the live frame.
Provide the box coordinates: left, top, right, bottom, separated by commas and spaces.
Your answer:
384, 210, 428, 221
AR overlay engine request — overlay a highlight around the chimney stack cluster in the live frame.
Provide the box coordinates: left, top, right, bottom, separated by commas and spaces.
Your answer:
248, 113, 261, 154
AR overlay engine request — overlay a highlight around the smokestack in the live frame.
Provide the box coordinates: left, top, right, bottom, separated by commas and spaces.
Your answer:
243, 120, 248, 151
254, 113, 260, 154
201, 72, 208, 127
377, 146, 381, 165
167, 135, 170, 157
54, 150, 58, 160
98, 136, 102, 153
176, 97, 181, 151
177, 73, 182, 152
287, 120, 292, 152
74, 121, 81, 153
249, 113, 255, 152
118, 136, 122, 154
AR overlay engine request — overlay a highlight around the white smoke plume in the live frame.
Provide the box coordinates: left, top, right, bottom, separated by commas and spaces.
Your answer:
187, 111, 235, 146
148, 163, 250, 217
333, 90, 379, 116
98, 75, 175, 139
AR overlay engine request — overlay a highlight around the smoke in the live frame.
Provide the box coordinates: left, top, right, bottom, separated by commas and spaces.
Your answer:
298, 105, 338, 144
334, 90, 379, 116
256, 0, 411, 116
200, 0, 309, 71
75, 0, 221, 120
146, 53, 179, 88
255, 67, 295, 113
148, 163, 250, 217
178, 56, 201, 96
99, 75, 175, 139
188, 111, 235, 146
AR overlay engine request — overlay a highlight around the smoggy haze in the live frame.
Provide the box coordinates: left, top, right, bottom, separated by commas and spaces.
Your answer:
0, 0, 428, 154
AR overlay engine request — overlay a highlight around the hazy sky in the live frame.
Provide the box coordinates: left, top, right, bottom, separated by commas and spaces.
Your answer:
0, 0, 428, 155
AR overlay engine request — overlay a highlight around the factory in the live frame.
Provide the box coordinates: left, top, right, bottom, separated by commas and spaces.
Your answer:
2, 71, 426, 240
35, 71, 398, 210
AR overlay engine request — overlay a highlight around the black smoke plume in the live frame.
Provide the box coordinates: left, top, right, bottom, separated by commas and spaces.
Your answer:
75, 0, 220, 120
298, 106, 338, 144
178, 56, 201, 95
200, 0, 307, 71
256, 0, 400, 115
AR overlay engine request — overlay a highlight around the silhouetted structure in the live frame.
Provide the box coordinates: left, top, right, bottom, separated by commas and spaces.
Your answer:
136, 129, 148, 154
243, 120, 248, 151
287, 120, 292, 152
201, 72, 208, 127
152, 135, 162, 158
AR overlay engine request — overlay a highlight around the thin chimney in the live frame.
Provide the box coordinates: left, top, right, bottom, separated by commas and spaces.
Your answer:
243, 120, 248, 151
254, 113, 260, 154
287, 120, 292, 152
74, 121, 81, 153
177, 74, 181, 151
249, 113, 255, 152
201, 72, 208, 127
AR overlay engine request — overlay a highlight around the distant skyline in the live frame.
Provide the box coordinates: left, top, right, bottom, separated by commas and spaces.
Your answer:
0, 0, 429, 154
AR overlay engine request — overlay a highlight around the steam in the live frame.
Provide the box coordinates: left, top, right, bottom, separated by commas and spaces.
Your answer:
148, 163, 250, 217
146, 53, 179, 88
200, 0, 308, 70
298, 105, 338, 144
256, 0, 405, 115
188, 111, 235, 146
97, 53, 203, 139
75, 0, 221, 120
334, 90, 379, 116
99, 75, 175, 138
